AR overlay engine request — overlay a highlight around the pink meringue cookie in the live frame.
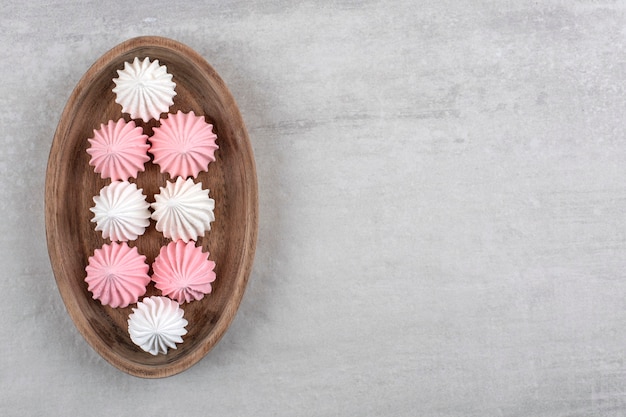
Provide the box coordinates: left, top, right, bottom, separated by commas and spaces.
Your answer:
86, 118, 150, 181
152, 240, 216, 303
90, 181, 151, 242
85, 242, 150, 308
149, 110, 218, 178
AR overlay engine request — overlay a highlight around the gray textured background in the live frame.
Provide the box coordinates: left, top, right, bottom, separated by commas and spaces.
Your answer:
2, 1, 626, 415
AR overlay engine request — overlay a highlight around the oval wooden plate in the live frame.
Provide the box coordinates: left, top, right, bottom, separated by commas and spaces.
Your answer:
45, 36, 258, 378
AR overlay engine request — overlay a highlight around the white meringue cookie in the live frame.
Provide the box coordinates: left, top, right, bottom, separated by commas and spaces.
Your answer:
128, 296, 188, 355
112, 57, 177, 122
90, 180, 151, 241
151, 177, 215, 242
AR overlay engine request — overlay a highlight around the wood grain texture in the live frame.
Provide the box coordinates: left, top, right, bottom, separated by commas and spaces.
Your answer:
45, 36, 258, 378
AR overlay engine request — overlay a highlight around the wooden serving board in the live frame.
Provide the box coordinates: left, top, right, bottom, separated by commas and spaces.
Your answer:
45, 36, 258, 378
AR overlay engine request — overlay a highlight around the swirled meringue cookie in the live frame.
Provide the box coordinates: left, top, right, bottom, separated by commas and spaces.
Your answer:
86, 118, 150, 181
112, 57, 176, 122
150, 110, 218, 178
128, 296, 188, 355
151, 177, 215, 242
152, 240, 216, 303
85, 242, 150, 308
90, 181, 151, 241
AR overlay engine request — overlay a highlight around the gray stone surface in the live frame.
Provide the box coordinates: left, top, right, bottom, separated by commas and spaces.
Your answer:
2, 1, 626, 415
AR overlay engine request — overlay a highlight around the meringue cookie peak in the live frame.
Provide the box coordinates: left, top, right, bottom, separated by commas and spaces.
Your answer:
86, 118, 150, 181
151, 177, 215, 242
128, 296, 188, 355
150, 110, 218, 178
85, 242, 150, 308
90, 181, 151, 241
152, 240, 216, 303
112, 57, 177, 122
